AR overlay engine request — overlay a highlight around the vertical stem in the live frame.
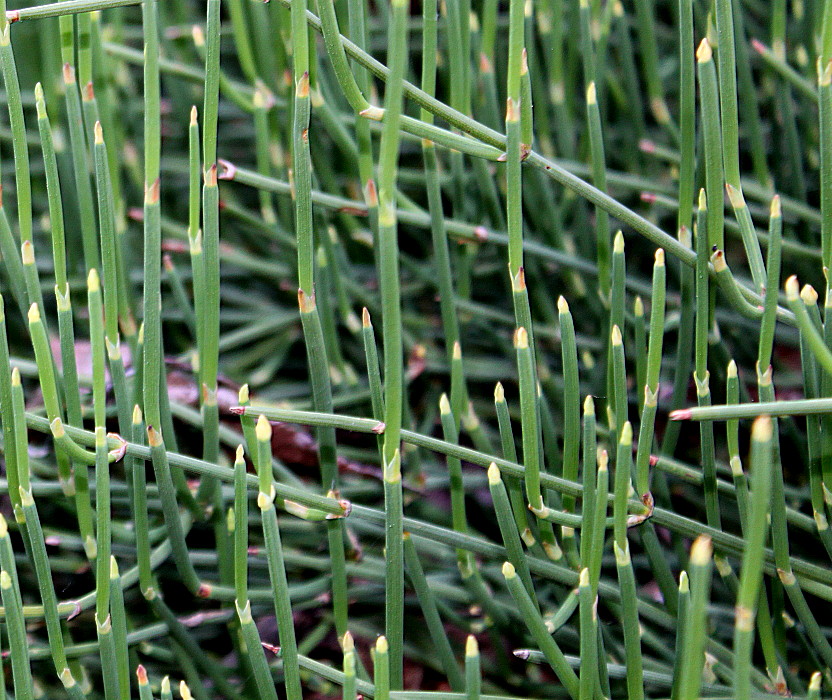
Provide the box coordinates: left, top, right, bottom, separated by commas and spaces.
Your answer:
677, 0, 695, 236
715, 0, 741, 190
515, 327, 544, 514
63, 63, 99, 270
695, 190, 710, 379
375, 1, 409, 686
199, 0, 222, 511
93, 122, 120, 345
465, 636, 480, 700
0, 295, 18, 516
142, 0, 162, 429
19, 488, 73, 680
488, 464, 535, 600
0, 23, 31, 246
820, 59, 832, 270
383, 449, 404, 689
670, 572, 690, 699
342, 633, 356, 700
635, 249, 665, 494
402, 533, 465, 690
88, 270, 110, 623
697, 40, 724, 250
586, 82, 610, 296
558, 297, 580, 512
758, 197, 782, 370
494, 382, 532, 540
506, 0, 525, 279
255, 418, 302, 700
732, 417, 773, 700
108, 558, 130, 700
131, 405, 153, 594
502, 562, 579, 698
677, 536, 713, 700
199, 163, 221, 499
34, 83, 67, 292
292, 37, 313, 293
578, 568, 597, 700
0, 567, 34, 700
422, 0, 461, 371
613, 538, 644, 700
633, 0, 674, 133
822, 0, 832, 64
0, 202, 27, 318
203, 0, 221, 168
374, 637, 390, 700
233, 446, 248, 604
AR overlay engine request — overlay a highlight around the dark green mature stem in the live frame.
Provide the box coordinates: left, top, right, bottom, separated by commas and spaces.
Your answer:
403, 534, 464, 691
198, 164, 221, 506
19, 489, 75, 683
503, 561, 579, 699
298, 289, 348, 633
677, 0, 695, 233
203, 0, 221, 169
0, 23, 31, 247
698, 39, 724, 251
93, 122, 120, 345
821, 60, 832, 269
715, 0, 741, 191
375, 2, 409, 686
505, 0, 525, 280
732, 417, 773, 700
292, 24, 314, 294
63, 62, 99, 271
677, 536, 713, 700
146, 426, 201, 594
198, 0, 222, 510
34, 84, 67, 292
0, 565, 34, 700
255, 417, 302, 700
421, 0, 463, 379
296, 18, 351, 648
142, 0, 162, 429
586, 81, 610, 296
88, 271, 110, 620
635, 250, 665, 494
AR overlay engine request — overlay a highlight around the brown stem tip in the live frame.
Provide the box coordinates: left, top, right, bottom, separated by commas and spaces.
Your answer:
750, 38, 766, 55
107, 433, 129, 463
67, 600, 82, 621
217, 159, 237, 180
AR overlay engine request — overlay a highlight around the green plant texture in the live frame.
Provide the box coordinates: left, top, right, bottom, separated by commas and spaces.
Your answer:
0, 0, 830, 698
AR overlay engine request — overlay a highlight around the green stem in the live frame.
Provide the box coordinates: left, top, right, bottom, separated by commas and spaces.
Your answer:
0, 23, 31, 245
732, 417, 774, 700
502, 562, 579, 699
677, 536, 713, 700
402, 533, 464, 691
697, 40, 724, 251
